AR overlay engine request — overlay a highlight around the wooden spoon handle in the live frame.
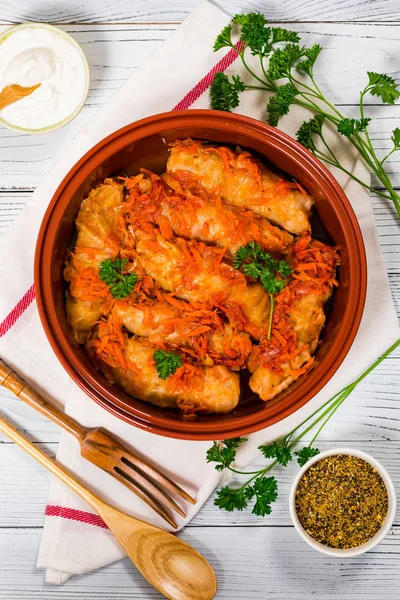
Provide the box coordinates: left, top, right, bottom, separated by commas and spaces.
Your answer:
0, 413, 103, 512
0, 362, 86, 441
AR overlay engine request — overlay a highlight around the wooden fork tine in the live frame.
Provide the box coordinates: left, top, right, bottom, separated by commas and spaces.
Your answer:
116, 460, 188, 519
120, 454, 196, 505
81, 429, 195, 521
112, 468, 178, 529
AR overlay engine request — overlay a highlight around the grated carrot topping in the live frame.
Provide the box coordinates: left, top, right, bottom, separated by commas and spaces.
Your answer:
273, 330, 288, 347
187, 325, 211, 336
204, 146, 233, 173
158, 215, 174, 240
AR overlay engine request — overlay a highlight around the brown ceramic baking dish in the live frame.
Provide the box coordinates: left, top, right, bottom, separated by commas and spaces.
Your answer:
34, 110, 367, 440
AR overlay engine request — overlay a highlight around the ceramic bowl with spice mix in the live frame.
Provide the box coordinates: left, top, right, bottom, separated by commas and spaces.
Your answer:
289, 448, 396, 557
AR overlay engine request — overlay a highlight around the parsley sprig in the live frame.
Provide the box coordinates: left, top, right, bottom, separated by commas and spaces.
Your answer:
233, 242, 292, 338
153, 348, 183, 379
99, 258, 138, 300
207, 338, 400, 515
210, 13, 400, 217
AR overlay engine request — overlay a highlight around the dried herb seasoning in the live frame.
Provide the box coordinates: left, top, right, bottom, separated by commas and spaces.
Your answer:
295, 454, 388, 549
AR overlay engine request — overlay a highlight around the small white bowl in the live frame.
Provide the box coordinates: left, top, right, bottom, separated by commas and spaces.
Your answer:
0, 23, 90, 134
289, 447, 396, 557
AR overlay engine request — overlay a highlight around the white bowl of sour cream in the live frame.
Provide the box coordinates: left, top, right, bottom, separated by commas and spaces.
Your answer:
0, 23, 90, 134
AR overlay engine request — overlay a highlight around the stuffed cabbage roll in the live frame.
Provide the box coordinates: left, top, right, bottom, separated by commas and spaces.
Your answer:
64, 180, 125, 342
167, 139, 313, 235
124, 170, 293, 255
248, 294, 327, 400
114, 300, 252, 370
134, 232, 270, 338
248, 235, 339, 400
92, 335, 240, 415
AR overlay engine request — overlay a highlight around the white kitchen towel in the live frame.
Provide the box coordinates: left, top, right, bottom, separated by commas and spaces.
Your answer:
0, 0, 398, 585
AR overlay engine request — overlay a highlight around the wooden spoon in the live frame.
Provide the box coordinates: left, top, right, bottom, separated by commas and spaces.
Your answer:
0, 414, 217, 600
0, 83, 41, 111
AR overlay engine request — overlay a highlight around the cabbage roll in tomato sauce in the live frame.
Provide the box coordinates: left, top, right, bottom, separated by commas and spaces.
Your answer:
90, 335, 240, 415
123, 170, 293, 256
167, 139, 313, 235
134, 231, 270, 339
248, 235, 339, 401
114, 300, 252, 370
64, 180, 125, 342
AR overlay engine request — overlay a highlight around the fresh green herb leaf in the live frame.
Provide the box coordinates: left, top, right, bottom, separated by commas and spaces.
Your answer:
233, 240, 264, 267
367, 72, 400, 105
259, 270, 286, 295
296, 114, 325, 151
234, 242, 292, 283
230, 13, 249, 25
99, 258, 138, 300
233, 242, 292, 337
296, 44, 322, 74
210, 72, 245, 112
213, 24, 233, 51
267, 82, 298, 126
206, 437, 247, 471
268, 44, 305, 80
271, 27, 300, 45
392, 127, 400, 148
295, 446, 320, 467
278, 260, 294, 278
259, 441, 293, 466
242, 262, 262, 279
224, 437, 247, 451
153, 349, 182, 380
232, 13, 271, 56
206, 442, 228, 471
337, 117, 371, 137
244, 476, 278, 516
214, 485, 248, 512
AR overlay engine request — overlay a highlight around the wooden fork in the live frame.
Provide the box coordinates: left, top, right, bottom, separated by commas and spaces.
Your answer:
0, 83, 41, 111
0, 361, 196, 528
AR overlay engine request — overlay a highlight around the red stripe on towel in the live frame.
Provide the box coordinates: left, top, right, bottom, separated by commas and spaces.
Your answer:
0, 45, 240, 340
173, 41, 242, 110
0, 284, 36, 338
45, 505, 109, 530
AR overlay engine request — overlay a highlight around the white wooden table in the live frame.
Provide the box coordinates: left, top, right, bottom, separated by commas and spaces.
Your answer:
0, 1, 400, 598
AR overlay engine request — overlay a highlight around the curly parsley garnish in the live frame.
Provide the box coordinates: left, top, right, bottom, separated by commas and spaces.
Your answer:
206, 437, 315, 516
233, 242, 292, 338
259, 440, 293, 466
295, 446, 320, 467
99, 258, 138, 300
206, 438, 279, 515
206, 438, 248, 471
210, 73, 245, 112
153, 349, 183, 379
210, 13, 400, 217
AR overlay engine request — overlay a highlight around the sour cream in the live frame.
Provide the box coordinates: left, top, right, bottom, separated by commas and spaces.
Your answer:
0, 24, 89, 132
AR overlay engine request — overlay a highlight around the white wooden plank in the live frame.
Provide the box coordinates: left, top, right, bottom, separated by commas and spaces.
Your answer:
1, 0, 400, 24
0, 440, 399, 528
1, 23, 400, 189
0, 526, 399, 599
